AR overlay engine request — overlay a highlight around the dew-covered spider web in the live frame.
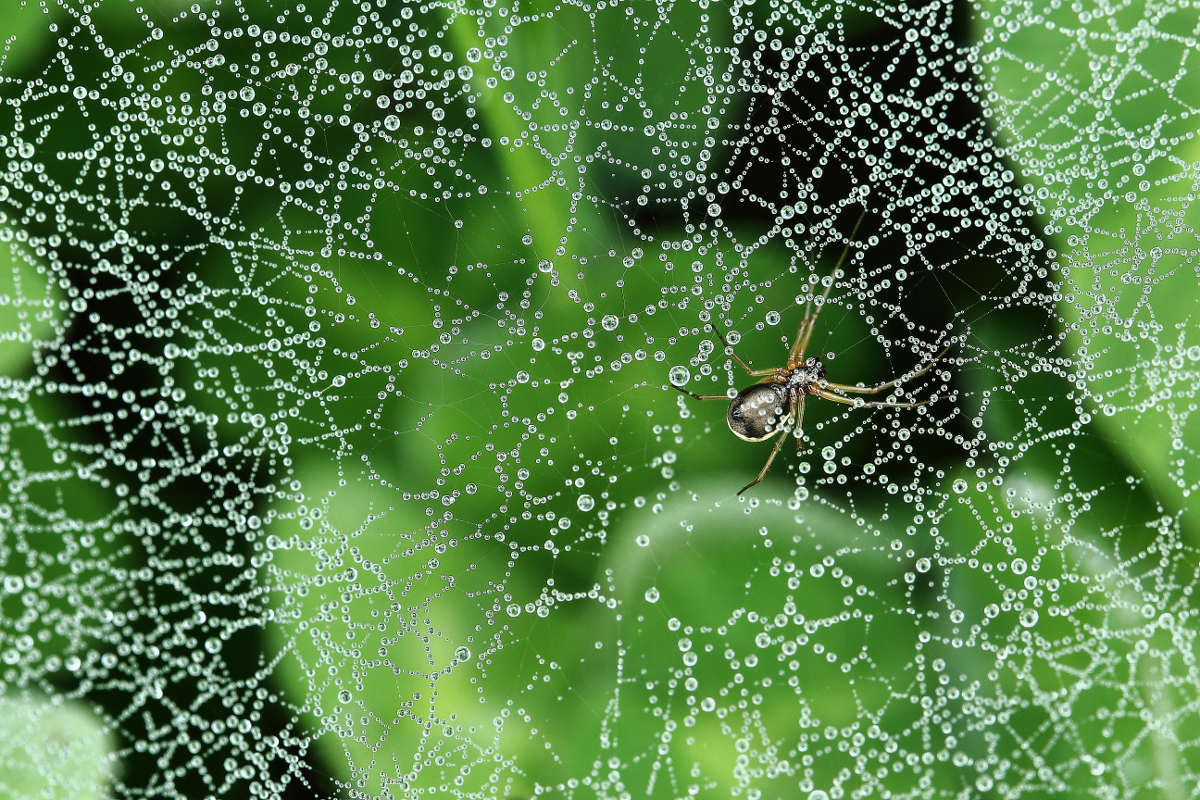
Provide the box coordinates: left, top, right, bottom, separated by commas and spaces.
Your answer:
1, 0, 1200, 797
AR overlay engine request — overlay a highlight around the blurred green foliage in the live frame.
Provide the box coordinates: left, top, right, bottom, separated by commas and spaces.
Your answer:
0, 695, 114, 799
973, 0, 1200, 533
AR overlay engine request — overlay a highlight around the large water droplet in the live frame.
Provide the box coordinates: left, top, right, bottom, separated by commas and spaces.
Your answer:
669, 365, 691, 387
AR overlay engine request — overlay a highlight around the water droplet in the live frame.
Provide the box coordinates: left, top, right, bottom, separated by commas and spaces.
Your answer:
532, 337, 545, 351
915, 557, 931, 573
1020, 609, 1039, 628
669, 365, 691, 387
644, 587, 660, 603
765, 310, 781, 326
538, 259, 554, 273
952, 478, 969, 494
454, 646, 471, 662
601, 314, 619, 331
577, 494, 595, 512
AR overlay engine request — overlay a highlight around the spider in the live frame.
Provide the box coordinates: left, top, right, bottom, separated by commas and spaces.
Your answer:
673, 225, 952, 495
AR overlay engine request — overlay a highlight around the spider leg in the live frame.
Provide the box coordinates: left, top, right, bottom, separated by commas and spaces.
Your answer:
823, 341, 955, 395
711, 326, 780, 377
788, 316, 813, 365
794, 393, 806, 452
796, 211, 867, 360
813, 387, 932, 410
738, 412, 795, 495
672, 385, 732, 402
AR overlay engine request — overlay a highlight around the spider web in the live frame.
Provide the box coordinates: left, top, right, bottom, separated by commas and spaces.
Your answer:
0, 0, 1196, 798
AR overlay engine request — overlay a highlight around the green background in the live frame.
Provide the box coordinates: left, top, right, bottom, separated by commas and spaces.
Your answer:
0, 0, 1196, 797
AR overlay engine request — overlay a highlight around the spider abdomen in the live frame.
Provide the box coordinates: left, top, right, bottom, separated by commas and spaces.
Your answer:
727, 384, 792, 442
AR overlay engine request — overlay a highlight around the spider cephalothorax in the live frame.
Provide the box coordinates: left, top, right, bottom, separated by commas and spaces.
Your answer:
674, 216, 952, 495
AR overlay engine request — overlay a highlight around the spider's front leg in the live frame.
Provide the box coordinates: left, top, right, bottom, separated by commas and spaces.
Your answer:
788, 316, 813, 367
792, 211, 866, 361
711, 326, 781, 378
